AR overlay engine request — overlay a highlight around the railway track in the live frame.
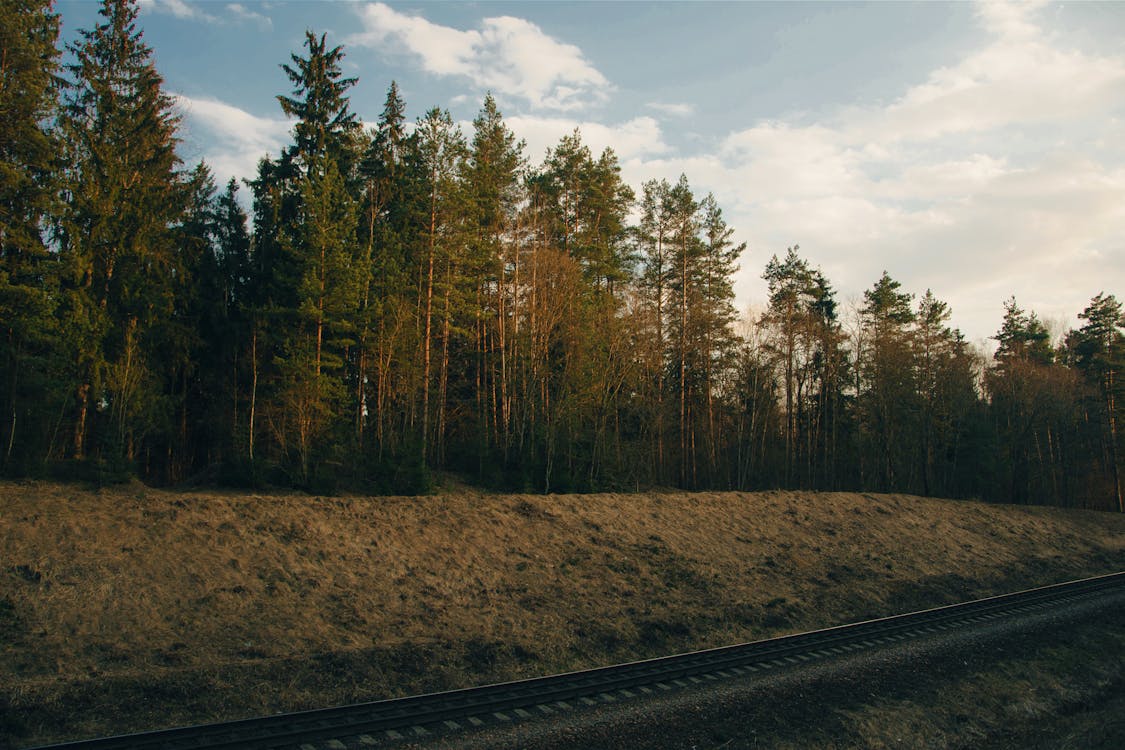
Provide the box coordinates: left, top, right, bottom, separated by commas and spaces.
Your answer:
31, 571, 1125, 750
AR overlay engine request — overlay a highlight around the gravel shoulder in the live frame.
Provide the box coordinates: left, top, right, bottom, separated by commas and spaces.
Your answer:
391, 587, 1125, 750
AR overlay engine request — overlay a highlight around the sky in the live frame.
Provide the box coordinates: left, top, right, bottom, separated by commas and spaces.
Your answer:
55, 0, 1125, 346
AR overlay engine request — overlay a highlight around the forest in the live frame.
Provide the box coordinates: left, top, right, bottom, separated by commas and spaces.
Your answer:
1, 0, 1122, 510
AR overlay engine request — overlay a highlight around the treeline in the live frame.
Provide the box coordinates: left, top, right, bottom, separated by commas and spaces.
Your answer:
1, 0, 1122, 509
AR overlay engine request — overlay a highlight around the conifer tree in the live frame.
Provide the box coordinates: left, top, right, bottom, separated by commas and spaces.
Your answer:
986, 297, 1069, 504
760, 247, 815, 484
534, 131, 633, 293
694, 195, 743, 484
462, 95, 522, 460
357, 82, 409, 450
915, 290, 979, 497
189, 177, 251, 473
0, 0, 62, 472
59, 0, 186, 470
1069, 293, 1125, 511
257, 30, 364, 484
409, 107, 465, 466
278, 31, 358, 174
856, 272, 916, 490
635, 178, 677, 480
994, 296, 1053, 367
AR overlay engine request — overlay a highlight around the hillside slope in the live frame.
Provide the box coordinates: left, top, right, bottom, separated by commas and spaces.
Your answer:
2, 482, 1123, 746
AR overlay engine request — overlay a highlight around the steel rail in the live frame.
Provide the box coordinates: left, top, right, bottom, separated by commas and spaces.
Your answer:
29, 571, 1125, 750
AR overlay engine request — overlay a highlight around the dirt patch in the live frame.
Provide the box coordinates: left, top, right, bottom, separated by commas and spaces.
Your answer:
1, 482, 1123, 747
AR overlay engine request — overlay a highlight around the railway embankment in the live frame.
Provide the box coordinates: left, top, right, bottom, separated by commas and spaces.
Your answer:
2, 481, 1123, 746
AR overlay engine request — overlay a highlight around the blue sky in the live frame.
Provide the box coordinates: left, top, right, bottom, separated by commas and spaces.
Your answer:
57, 1, 1125, 344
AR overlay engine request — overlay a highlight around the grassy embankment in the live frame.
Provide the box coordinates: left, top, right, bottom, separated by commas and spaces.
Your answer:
2, 481, 1123, 747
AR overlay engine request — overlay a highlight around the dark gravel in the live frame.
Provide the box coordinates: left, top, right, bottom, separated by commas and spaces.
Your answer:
380, 587, 1125, 750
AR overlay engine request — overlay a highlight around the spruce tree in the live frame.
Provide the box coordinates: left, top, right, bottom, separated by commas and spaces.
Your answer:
0, 0, 62, 473
278, 31, 358, 174
271, 32, 366, 484
59, 0, 186, 472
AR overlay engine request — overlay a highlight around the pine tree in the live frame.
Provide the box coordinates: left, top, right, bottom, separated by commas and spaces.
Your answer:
688, 194, 743, 486
583, 148, 634, 296
994, 296, 1053, 367
409, 107, 465, 466
462, 94, 522, 462
1070, 293, 1124, 511
986, 297, 1069, 504
760, 246, 814, 485
534, 131, 632, 293
635, 178, 677, 481
357, 82, 409, 451
857, 272, 916, 490
0, 0, 62, 473
914, 290, 980, 497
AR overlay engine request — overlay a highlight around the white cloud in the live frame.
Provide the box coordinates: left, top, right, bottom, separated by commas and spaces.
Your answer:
622, 1, 1125, 341
348, 3, 611, 111
508, 115, 669, 166
174, 94, 291, 186
858, 1, 1125, 143
646, 102, 695, 117
227, 3, 272, 30
138, 0, 218, 24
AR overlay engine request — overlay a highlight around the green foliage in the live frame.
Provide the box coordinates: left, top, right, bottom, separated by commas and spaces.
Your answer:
758, 247, 845, 488
0, 0, 63, 474
994, 296, 1053, 367
2, 3, 1120, 510
277, 31, 358, 171
56, 0, 188, 474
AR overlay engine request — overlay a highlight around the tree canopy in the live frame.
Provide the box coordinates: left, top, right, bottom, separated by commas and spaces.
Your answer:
1, 0, 1121, 511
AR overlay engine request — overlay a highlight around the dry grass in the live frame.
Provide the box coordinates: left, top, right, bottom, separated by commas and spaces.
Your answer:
2, 482, 1124, 746
834, 623, 1125, 750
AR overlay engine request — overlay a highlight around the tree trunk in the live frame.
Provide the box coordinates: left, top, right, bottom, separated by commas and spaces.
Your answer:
249, 325, 257, 462
421, 194, 437, 464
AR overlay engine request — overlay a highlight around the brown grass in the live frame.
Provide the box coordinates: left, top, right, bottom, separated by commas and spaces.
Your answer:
833, 622, 1125, 750
1, 482, 1123, 746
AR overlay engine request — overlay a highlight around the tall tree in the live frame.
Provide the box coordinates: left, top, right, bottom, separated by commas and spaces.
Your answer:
665, 188, 744, 487
761, 247, 810, 484
254, 30, 364, 485
409, 107, 465, 467
533, 130, 633, 294
634, 178, 680, 481
59, 0, 186, 472
277, 31, 358, 174
0, 0, 62, 473
357, 82, 409, 451
759, 246, 838, 486
856, 271, 916, 490
461, 95, 522, 464
1069, 293, 1125, 511
188, 177, 252, 473
986, 297, 1071, 505
914, 290, 980, 497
